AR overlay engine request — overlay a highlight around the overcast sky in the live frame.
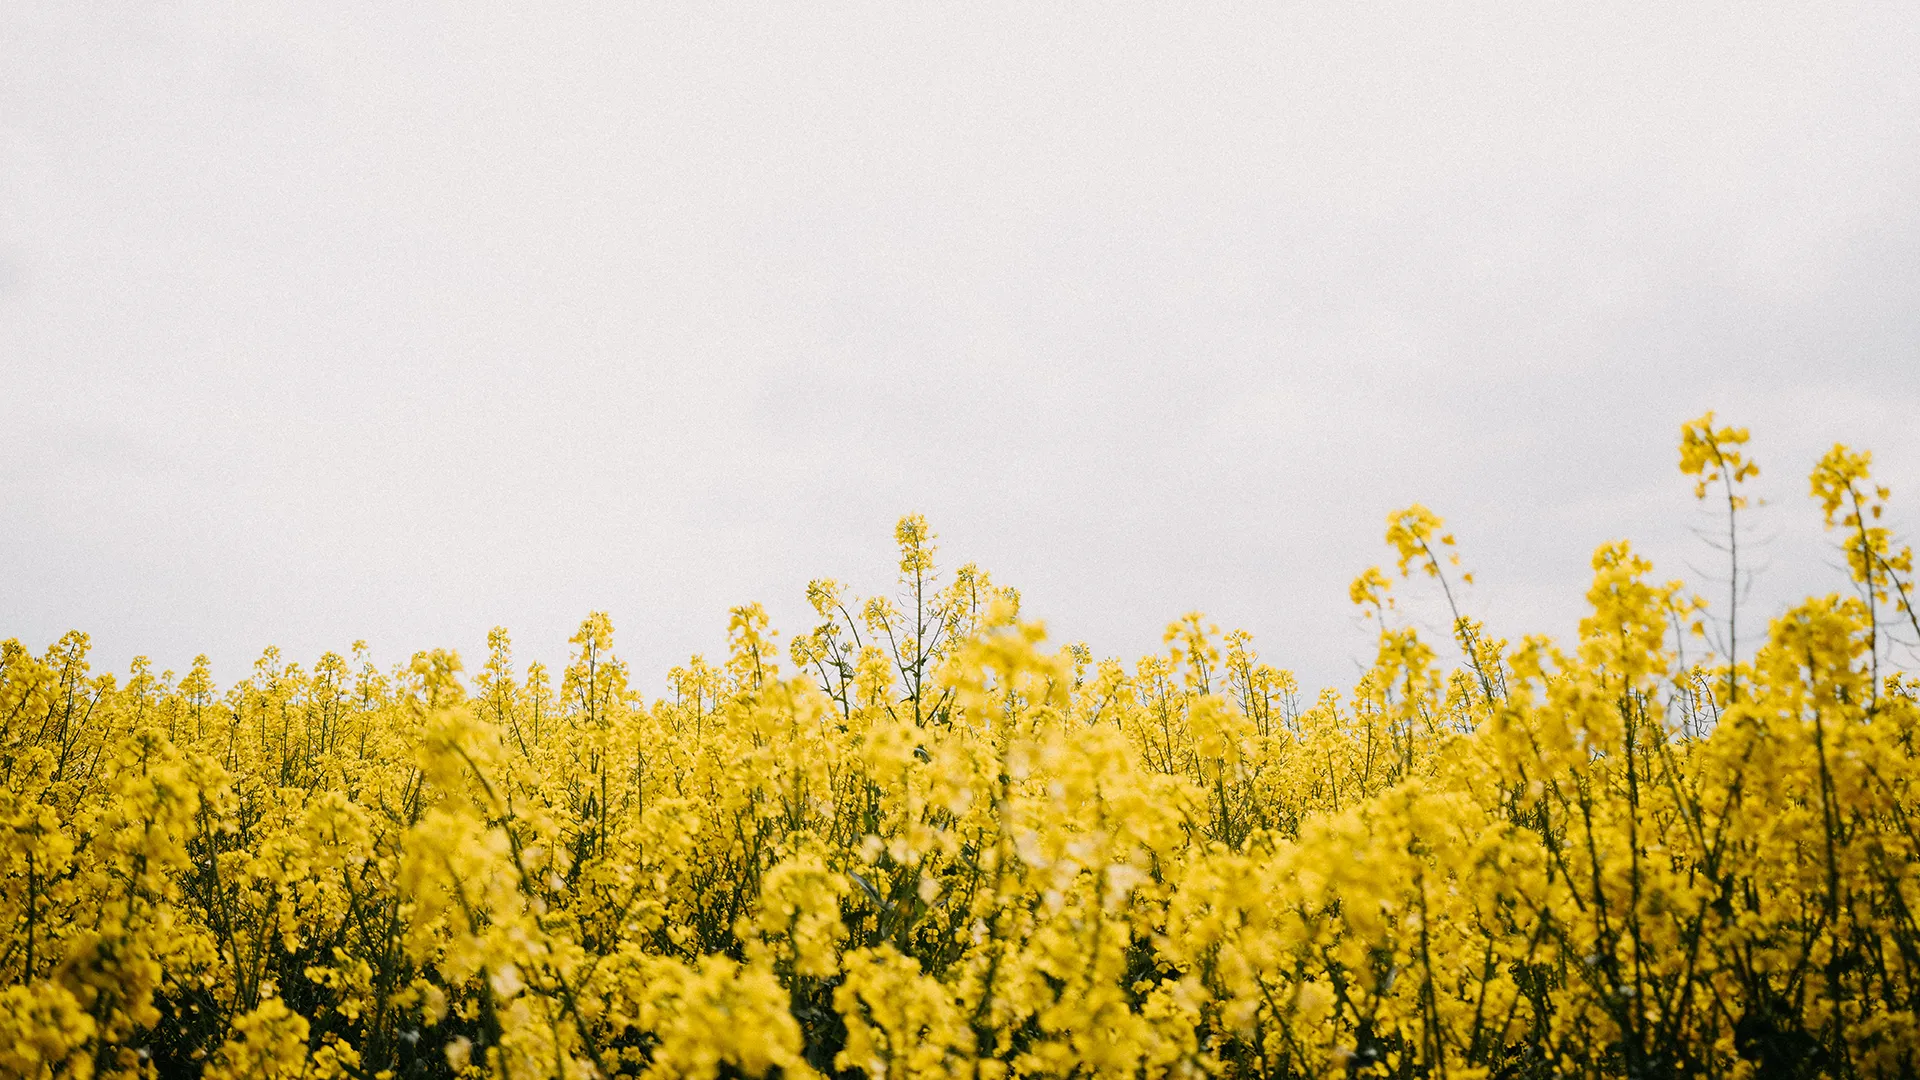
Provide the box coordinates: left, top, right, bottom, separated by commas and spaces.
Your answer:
4, 3, 1917, 695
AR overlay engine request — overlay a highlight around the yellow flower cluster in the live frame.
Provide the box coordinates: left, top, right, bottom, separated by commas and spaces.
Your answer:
3, 433, 1917, 1079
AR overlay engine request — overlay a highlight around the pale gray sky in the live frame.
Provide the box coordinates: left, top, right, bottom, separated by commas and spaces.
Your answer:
4, 3, 1917, 694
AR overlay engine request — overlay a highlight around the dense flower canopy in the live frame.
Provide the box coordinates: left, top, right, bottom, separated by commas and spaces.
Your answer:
3, 420, 1917, 1079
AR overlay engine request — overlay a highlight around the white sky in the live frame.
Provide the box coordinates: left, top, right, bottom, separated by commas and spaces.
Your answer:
4, 3, 1917, 695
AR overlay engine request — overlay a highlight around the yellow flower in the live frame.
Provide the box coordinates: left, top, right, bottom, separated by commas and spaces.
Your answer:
5, 416, 1917, 1078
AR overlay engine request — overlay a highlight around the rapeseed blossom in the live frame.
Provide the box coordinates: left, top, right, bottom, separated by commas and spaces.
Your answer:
2, 422, 1917, 1078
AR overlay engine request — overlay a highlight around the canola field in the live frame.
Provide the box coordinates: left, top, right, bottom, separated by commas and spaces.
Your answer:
3, 417, 1918, 1080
